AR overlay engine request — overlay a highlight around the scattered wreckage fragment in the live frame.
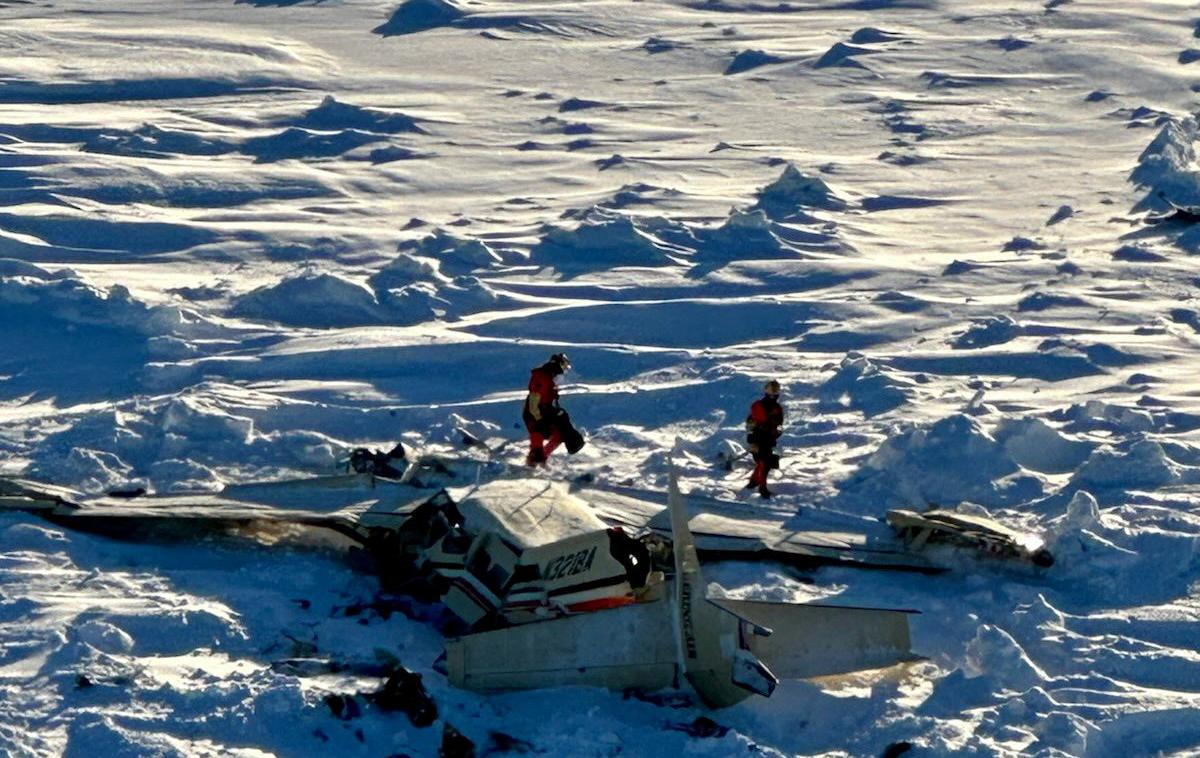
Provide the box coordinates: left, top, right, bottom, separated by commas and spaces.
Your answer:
886, 508, 1054, 568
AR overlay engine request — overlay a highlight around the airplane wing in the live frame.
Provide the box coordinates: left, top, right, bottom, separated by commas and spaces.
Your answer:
580, 483, 934, 571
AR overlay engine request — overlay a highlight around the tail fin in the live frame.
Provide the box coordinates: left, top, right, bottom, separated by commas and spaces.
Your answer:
668, 465, 778, 707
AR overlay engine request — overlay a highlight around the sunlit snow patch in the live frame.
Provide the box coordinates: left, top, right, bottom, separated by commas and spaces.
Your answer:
528, 208, 690, 271
725, 49, 786, 75
753, 164, 849, 220
816, 354, 912, 417
0, 262, 218, 405
284, 96, 425, 135
232, 271, 387, 327
374, 0, 604, 38
1131, 115, 1200, 214
838, 414, 1043, 509
396, 228, 505, 275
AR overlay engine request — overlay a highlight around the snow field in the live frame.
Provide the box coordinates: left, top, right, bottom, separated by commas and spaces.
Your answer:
2, 0, 1200, 755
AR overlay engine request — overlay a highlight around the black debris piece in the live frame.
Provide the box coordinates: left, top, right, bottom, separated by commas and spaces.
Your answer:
368, 668, 439, 728
440, 723, 476, 758
347, 442, 408, 477
882, 741, 915, 758
669, 716, 729, 739
323, 693, 362, 721
622, 688, 693, 708
484, 731, 535, 754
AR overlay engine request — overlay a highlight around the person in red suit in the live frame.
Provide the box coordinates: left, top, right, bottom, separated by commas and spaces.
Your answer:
746, 380, 784, 498
524, 353, 571, 466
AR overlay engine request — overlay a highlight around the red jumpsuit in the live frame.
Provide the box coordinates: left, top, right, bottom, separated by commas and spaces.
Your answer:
524, 364, 563, 463
747, 395, 784, 491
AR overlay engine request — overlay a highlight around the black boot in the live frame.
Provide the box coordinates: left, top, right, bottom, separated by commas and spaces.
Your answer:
758, 485, 772, 499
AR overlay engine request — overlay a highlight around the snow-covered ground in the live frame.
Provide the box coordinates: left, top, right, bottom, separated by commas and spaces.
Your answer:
2, 0, 1200, 754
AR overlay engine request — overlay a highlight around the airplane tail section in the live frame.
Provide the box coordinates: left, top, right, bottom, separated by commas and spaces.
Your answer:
668, 465, 778, 708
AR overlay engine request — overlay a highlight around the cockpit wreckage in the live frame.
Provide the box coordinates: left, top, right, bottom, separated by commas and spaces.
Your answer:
0, 446, 1052, 709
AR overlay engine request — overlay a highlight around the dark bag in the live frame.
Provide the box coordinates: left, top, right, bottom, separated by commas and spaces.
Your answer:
554, 410, 586, 455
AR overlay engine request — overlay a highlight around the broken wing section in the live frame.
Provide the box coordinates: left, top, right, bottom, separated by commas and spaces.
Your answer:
0, 478, 78, 512
887, 508, 1054, 568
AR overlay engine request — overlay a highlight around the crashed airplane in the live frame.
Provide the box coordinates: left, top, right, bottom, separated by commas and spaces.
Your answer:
441, 472, 919, 708
0, 450, 928, 708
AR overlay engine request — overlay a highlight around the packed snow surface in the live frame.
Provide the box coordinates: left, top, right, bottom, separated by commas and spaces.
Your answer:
2, 0, 1200, 756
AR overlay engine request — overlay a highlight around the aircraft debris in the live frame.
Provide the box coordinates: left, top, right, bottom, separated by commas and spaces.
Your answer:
886, 508, 1054, 567
0, 452, 927, 708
